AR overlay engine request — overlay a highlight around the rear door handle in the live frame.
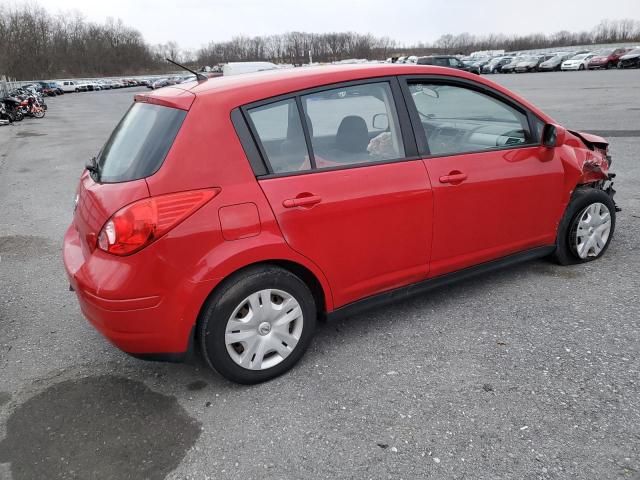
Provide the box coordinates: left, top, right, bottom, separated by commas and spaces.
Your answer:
439, 172, 467, 184
282, 195, 322, 208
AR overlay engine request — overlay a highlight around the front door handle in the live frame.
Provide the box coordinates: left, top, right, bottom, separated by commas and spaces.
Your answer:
439, 171, 467, 184
282, 195, 322, 208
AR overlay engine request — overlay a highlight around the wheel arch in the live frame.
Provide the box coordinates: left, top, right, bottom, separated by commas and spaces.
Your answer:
194, 257, 332, 341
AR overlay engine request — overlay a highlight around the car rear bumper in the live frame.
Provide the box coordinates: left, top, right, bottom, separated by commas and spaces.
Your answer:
63, 224, 217, 357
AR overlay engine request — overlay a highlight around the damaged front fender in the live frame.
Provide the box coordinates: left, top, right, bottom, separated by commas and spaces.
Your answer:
558, 129, 619, 212
564, 130, 611, 185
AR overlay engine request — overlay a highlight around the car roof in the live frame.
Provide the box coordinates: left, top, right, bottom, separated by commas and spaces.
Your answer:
168, 64, 466, 104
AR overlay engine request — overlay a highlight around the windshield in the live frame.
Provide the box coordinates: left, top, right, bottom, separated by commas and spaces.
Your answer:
627, 48, 640, 55
597, 49, 614, 56
571, 54, 589, 60
97, 103, 186, 183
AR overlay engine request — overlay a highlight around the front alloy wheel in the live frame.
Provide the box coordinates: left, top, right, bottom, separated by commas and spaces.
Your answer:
573, 203, 612, 259
553, 188, 616, 265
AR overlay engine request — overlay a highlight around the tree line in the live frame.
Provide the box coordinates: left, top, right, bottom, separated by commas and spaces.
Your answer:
1, 2, 639, 80
0, 4, 166, 80
196, 33, 398, 66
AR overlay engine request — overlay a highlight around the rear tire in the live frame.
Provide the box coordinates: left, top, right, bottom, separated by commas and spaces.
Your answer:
553, 188, 616, 265
198, 265, 317, 384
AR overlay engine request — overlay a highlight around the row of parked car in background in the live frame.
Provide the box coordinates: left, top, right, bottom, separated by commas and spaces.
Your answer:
146, 74, 198, 90
45, 78, 149, 95
6, 46, 638, 106
393, 46, 640, 74
37, 74, 217, 96
9, 78, 150, 97
475, 47, 639, 74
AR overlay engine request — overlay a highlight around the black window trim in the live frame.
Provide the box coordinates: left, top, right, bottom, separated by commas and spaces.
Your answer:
397, 74, 546, 159
295, 96, 317, 169
235, 76, 420, 179
230, 108, 269, 176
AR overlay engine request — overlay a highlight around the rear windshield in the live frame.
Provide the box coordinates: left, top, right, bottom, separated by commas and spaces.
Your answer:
97, 102, 186, 183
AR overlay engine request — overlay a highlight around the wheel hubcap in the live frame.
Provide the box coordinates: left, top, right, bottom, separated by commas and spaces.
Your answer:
258, 322, 271, 336
225, 289, 303, 371
575, 202, 611, 259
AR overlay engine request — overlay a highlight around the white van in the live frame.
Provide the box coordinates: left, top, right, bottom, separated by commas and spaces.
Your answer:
222, 62, 278, 76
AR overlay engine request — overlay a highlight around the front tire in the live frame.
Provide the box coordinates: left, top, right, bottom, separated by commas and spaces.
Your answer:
198, 265, 317, 384
553, 188, 616, 265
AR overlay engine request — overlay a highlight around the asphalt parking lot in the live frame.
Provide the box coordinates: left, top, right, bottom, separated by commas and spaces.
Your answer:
0, 70, 639, 480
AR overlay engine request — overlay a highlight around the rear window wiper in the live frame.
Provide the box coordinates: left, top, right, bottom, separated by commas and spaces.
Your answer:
85, 156, 101, 181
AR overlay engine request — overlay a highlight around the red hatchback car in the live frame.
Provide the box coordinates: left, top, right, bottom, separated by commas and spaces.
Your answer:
63, 64, 617, 383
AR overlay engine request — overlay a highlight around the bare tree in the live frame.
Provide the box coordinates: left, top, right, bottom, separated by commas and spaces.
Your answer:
1, 2, 639, 80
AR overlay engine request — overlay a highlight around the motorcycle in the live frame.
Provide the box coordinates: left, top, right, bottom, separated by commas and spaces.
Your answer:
21, 96, 46, 118
7, 88, 46, 119
1, 96, 24, 121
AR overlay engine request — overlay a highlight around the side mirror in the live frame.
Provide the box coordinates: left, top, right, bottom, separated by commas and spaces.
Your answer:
542, 124, 566, 148
372, 113, 389, 130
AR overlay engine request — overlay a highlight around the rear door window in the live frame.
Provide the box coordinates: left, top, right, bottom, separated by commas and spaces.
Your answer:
97, 102, 186, 183
301, 82, 405, 167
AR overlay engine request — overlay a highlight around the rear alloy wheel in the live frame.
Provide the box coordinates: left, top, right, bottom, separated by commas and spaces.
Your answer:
225, 289, 303, 371
553, 188, 616, 265
199, 266, 316, 384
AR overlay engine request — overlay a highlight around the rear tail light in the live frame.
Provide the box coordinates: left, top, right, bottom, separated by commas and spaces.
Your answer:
97, 188, 220, 255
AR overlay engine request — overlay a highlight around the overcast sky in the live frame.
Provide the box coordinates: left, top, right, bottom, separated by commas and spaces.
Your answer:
29, 0, 640, 50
